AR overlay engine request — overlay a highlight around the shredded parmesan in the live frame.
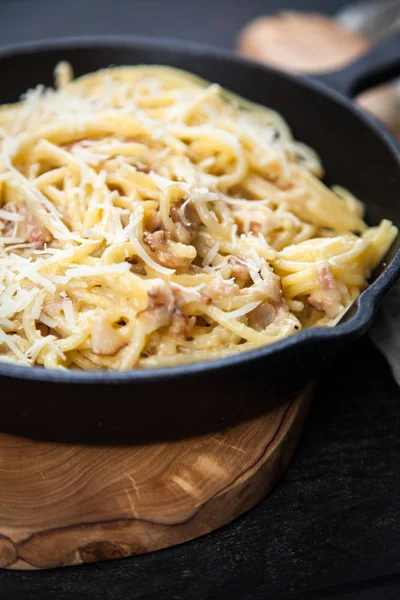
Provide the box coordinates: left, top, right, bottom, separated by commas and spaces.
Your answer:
0, 328, 29, 363
202, 242, 220, 267
224, 301, 262, 319
178, 197, 192, 227
0, 62, 395, 370
0, 210, 24, 222
62, 298, 78, 331
39, 312, 58, 329
30, 292, 44, 320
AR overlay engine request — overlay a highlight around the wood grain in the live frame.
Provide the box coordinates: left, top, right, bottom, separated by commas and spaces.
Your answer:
0, 386, 312, 569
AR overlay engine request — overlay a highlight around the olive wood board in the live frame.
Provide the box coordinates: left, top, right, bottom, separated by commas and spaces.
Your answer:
0, 386, 312, 570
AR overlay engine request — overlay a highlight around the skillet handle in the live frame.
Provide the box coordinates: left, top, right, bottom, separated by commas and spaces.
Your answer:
312, 32, 400, 98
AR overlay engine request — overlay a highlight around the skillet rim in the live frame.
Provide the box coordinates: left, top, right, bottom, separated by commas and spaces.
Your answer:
0, 34, 399, 384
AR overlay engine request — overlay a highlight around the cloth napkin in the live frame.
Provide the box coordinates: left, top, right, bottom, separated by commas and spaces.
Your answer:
369, 283, 400, 385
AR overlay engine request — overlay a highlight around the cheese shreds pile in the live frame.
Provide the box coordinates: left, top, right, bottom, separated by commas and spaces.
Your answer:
0, 62, 397, 370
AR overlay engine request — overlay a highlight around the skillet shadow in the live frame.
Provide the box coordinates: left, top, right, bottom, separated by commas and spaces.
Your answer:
1, 363, 309, 445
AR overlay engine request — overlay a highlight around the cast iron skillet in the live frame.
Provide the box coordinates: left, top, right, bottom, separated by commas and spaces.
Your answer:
1, 35, 400, 443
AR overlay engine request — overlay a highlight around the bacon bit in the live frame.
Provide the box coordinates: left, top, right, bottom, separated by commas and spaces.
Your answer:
36, 323, 50, 337
317, 262, 335, 290
170, 205, 183, 224
255, 265, 282, 303
141, 304, 172, 334
1, 202, 52, 248
234, 204, 280, 236
271, 297, 290, 312
308, 262, 342, 318
169, 309, 187, 337
140, 282, 175, 334
143, 230, 195, 268
185, 203, 201, 226
157, 247, 194, 269
127, 257, 146, 275
227, 256, 250, 280
143, 332, 160, 356
170, 202, 200, 244
91, 315, 127, 356
133, 161, 150, 174
249, 221, 262, 233
248, 302, 277, 331
171, 202, 201, 228
143, 230, 166, 251
148, 282, 175, 309
171, 285, 210, 308
169, 309, 196, 339
308, 292, 341, 318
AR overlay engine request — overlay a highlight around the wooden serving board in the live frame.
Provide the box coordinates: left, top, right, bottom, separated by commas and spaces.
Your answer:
0, 386, 312, 570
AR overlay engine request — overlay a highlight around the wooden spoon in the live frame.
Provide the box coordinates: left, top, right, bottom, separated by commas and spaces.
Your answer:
237, 11, 400, 136
238, 12, 369, 72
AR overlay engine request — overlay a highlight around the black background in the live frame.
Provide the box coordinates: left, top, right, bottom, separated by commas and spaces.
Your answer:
0, 1, 399, 599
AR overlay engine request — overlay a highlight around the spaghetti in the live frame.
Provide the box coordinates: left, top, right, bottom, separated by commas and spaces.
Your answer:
0, 63, 396, 370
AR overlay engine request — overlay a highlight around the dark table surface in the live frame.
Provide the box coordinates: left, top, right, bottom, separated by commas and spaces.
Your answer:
0, 1, 399, 599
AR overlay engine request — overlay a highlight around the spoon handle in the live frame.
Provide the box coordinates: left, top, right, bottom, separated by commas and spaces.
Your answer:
337, 0, 400, 43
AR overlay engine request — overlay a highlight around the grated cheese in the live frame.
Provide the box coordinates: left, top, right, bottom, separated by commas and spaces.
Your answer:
30, 292, 44, 320
62, 298, 78, 331
0, 210, 24, 222
39, 312, 58, 329
178, 197, 192, 227
26, 336, 51, 362
0, 328, 29, 363
223, 301, 262, 320
0, 63, 394, 372
202, 242, 220, 267
15, 269, 56, 294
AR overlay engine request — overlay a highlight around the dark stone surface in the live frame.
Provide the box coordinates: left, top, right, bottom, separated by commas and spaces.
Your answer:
0, 1, 399, 598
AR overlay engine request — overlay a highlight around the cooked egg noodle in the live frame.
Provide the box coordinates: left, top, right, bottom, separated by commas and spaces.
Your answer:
0, 63, 396, 369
